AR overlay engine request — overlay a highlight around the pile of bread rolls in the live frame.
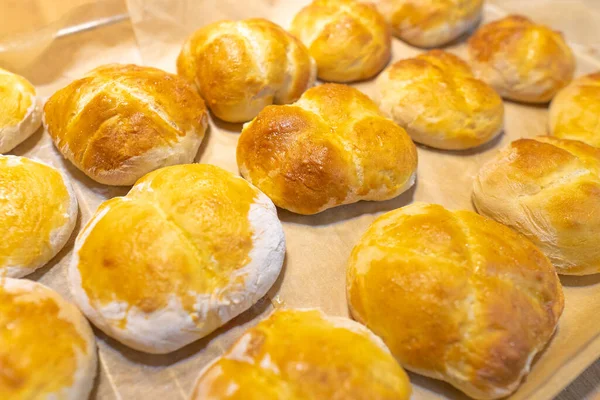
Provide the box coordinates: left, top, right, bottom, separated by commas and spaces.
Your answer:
0, 0, 596, 398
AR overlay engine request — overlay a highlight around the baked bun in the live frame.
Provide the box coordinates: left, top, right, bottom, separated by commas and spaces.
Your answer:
190, 308, 411, 399
44, 64, 208, 186
290, 0, 391, 83
376, 50, 504, 150
374, 0, 483, 47
237, 83, 418, 215
0, 68, 42, 153
474, 136, 600, 275
0, 278, 97, 399
468, 15, 575, 104
347, 203, 563, 400
549, 72, 600, 147
177, 19, 316, 123
69, 164, 285, 354
1, 155, 77, 278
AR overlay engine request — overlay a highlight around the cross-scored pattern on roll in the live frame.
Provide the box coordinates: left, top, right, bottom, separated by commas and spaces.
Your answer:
474, 136, 600, 275
347, 203, 563, 400
237, 83, 418, 215
290, 0, 391, 83
177, 18, 317, 123
44, 64, 208, 186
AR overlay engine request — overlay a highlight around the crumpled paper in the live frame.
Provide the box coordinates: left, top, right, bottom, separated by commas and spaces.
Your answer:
5, 0, 600, 398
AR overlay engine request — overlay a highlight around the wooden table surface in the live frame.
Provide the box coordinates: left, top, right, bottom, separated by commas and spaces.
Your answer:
1, 0, 599, 399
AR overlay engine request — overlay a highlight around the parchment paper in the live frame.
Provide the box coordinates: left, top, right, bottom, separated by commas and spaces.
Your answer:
7, 0, 600, 399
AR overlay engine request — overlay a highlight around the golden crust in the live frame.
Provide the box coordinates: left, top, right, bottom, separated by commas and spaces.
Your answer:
468, 15, 575, 103
0, 155, 77, 278
177, 18, 316, 123
0, 278, 96, 399
190, 308, 411, 400
473, 136, 600, 275
347, 203, 563, 400
376, 50, 504, 150
44, 64, 208, 186
549, 72, 600, 147
290, 0, 391, 83
375, 0, 483, 47
237, 83, 418, 215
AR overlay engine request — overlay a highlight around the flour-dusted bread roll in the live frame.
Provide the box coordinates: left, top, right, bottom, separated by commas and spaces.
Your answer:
376, 50, 504, 150
0, 68, 42, 153
177, 19, 316, 123
44, 64, 208, 186
550, 72, 600, 147
70, 164, 285, 354
347, 203, 563, 400
290, 0, 391, 83
237, 83, 418, 215
468, 15, 575, 103
0, 155, 77, 278
190, 308, 411, 400
0, 278, 97, 399
374, 0, 483, 47
474, 136, 600, 275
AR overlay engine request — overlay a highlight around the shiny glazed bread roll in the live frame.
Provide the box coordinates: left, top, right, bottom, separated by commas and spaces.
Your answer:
549, 72, 600, 147
237, 83, 418, 215
347, 203, 563, 400
474, 136, 600, 275
374, 0, 483, 47
468, 15, 575, 103
190, 308, 411, 400
0, 68, 42, 153
290, 0, 391, 83
0, 155, 77, 278
44, 64, 208, 186
70, 164, 285, 354
0, 278, 97, 399
177, 18, 316, 123
376, 50, 504, 150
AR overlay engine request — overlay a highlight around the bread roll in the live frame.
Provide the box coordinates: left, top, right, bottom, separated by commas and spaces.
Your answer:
549, 72, 600, 147
190, 308, 411, 399
374, 0, 483, 47
468, 15, 575, 103
0, 278, 97, 399
474, 136, 600, 275
237, 83, 418, 215
44, 64, 208, 186
69, 164, 285, 354
290, 0, 391, 83
1, 155, 78, 278
0, 68, 42, 153
347, 203, 563, 400
177, 19, 316, 123
376, 50, 504, 150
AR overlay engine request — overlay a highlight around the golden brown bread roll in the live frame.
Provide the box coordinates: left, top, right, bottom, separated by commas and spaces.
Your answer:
468, 15, 575, 103
347, 203, 563, 400
374, 0, 483, 47
0, 278, 97, 399
290, 0, 391, 83
0, 68, 42, 153
237, 83, 418, 215
549, 72, 600, 147
44, 64, 208, 186
190, 308, 411, 400
473, 136, 600, 275
1, 155, 78, 278
177, 18, 316, 123
376, 50, 504, 150
70, 164, 285, 354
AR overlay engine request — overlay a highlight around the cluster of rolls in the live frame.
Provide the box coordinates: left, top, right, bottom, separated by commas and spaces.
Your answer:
1, 0, 599, 399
